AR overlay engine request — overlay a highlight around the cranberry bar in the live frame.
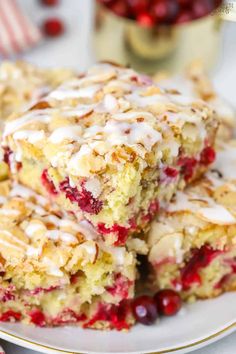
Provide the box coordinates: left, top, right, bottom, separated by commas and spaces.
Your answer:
154, 61, 235, 142
148, 141, 236, 301
3, 63, 218, 246
0, 179, 136, 329
0, 61, 75, 121
0, 61, 75, 181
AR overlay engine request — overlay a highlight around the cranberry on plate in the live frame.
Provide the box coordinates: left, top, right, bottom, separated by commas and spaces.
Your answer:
154, 289, 182, 316
132, 295, 158, 325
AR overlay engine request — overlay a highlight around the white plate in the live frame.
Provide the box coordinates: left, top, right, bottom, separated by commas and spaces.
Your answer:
0, 293, 235, 354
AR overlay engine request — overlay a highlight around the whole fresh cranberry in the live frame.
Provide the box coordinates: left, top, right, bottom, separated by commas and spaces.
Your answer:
127, 0, 149, 17
200, 146, 216, 166
132, 295, 158, 325
214, 0, 223, 7
43, 18, 65, 37
154, 289, 182, 316
137, 12, 155, 27
192, 0, 215, 19
152, 0, 179, 24
99, 0, 115, 4
109, 0, 130, 17
177, 0, 191, 7
175, 10, 192, 24
40, 0, 59, 6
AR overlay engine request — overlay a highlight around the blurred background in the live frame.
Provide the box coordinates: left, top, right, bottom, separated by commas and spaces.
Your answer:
0, 0, 235, 105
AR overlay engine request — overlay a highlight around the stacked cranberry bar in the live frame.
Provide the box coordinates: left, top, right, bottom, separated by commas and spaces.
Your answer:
0, 61, 75, 121
154, 61, 235, 142
0, 61, 75, 182
148, 140, 236, 301
2, 63, 218, 247
0, 179, 136, 329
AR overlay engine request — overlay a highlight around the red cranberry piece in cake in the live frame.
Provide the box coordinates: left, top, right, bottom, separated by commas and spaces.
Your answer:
164, 166, 179, 178
200, 146, 216, 166
84, 302, 131, 330
181, 245, 221, 290
106, 274, 132, 299
59, 178, 103, 215
132, 295, 158, 325
148, 200, 160, 219
143, 199, 160, 222
77, 187, 103, 215
0, 310, 21, 322
154, 289, 182, 316
29, 309, 46, 327
97, 222, 130, 246
41, 169, 58, 196
3, 147, 12, 165
178, 156, 197, 181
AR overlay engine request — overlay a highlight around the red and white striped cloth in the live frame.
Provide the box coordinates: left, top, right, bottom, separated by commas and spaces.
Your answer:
0, 0, 42, 57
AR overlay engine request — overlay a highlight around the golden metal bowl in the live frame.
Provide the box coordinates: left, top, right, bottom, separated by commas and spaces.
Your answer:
93, 2, 234, 74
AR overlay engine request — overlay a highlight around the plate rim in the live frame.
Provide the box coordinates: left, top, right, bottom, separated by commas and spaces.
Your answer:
0, 321, 235, 354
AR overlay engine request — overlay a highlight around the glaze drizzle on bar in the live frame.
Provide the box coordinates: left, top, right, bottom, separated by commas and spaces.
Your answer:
3, 63, 218, 246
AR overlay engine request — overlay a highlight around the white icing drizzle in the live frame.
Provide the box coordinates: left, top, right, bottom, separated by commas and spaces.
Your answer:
41, 257, 64, 277
198, 205, 236, 224
62, 105, 94, 118
84, 178, 101, 198
103, 94, 118, 112
110, 247, 126, 266
25, 222, 45, 238
1, 230, 27, 248
0, 208, 20, 216
168, 186, 236, 225
112, 111, 156, 122
10, 183, 47, 206
26, 246, 41, 257
126, 92, 168, 107
49, 84, 101, 100
0, 238, 22, 252
104, 120, 162, 151
77, 220, 98, 240
46, 230, 77, 243
49, 125, 82, 144
13, 130, 45, 144
4, 109, 52, 137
